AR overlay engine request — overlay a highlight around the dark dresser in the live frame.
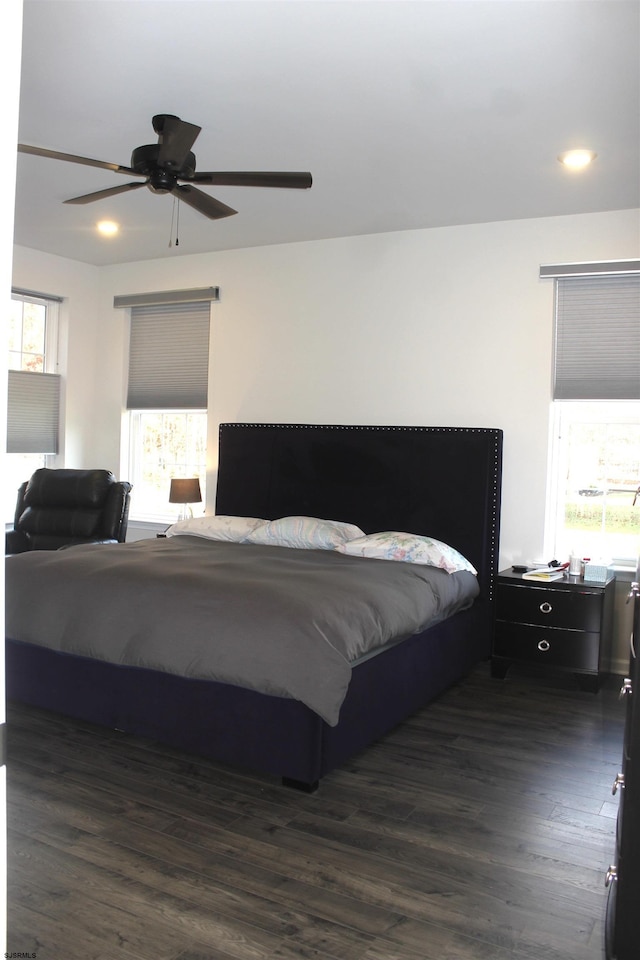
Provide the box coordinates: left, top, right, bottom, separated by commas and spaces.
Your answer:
605, 566, 640, 959
492, 569, 615, 692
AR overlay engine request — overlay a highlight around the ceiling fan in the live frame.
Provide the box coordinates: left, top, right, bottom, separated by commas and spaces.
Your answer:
17, 113, 313, 220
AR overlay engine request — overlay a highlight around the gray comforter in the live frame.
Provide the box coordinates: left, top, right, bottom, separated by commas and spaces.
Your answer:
5, 536, 479, 725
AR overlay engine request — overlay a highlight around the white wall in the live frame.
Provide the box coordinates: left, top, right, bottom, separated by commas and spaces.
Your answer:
12, 207, 640, 573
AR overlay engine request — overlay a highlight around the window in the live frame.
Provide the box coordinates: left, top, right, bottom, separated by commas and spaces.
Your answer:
547, 402, 640, 564
543, 264, 640, 564
128, 410, 207, 521
6, 292, 61, 520
119, 293, 216, 522
9, 294, 48, 372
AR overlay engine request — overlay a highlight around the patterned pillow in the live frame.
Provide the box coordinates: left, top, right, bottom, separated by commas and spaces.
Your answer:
244, 515, 366, 550
166, 515, 266, 541
335, 531, 477, 574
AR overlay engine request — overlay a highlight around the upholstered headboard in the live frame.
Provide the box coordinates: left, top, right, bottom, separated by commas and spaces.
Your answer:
215, 423, 503, 602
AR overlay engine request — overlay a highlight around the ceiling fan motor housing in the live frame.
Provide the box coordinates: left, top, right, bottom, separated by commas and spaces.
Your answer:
131, 143, 196, 191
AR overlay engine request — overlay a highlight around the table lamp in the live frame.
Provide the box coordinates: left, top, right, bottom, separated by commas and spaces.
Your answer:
169, 478, 202, 521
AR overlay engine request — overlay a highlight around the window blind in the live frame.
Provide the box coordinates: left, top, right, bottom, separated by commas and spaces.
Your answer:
127, 301, 210, 409
553, 274, 640, 400
7, 369, 61, 453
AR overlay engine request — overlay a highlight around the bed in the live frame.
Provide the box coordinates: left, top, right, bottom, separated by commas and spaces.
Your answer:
6, 422, 503, 791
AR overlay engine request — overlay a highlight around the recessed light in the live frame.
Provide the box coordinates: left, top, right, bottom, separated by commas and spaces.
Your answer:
97, 220, 119, 237
558, 149, 597, 170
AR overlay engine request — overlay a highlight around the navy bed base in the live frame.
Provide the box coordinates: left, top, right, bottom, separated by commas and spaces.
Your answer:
6, 604, 483, 790
6, 423, 502, 791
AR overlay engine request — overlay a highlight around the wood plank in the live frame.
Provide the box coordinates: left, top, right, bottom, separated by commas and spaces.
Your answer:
7, 662, 624, 960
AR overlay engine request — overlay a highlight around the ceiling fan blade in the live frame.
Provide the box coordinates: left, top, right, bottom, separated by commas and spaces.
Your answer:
172, 184, 237, 219
189, 171, 313, 189
157, 116, 201, 170
18, 143, 139, 176
64, 182, 146, 205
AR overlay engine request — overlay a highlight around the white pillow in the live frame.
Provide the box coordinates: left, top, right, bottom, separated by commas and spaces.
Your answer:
335, 531, 477, 575
244, 515, 366, 550
165, 515, 266, 542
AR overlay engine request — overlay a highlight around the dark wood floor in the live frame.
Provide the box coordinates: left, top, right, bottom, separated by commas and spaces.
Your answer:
7, 662, 625, 960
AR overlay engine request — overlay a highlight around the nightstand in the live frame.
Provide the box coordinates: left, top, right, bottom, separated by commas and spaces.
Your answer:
491, 569, 615, 692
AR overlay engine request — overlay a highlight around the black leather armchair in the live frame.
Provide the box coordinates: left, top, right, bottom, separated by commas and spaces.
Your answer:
6, 468, 132, 555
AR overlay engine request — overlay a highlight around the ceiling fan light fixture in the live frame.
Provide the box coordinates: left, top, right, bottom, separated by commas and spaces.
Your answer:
558, 149, 597, 170
97, 219, 119, 237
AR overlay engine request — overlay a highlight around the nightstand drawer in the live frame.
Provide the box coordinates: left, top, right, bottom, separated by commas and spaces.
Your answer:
496, 582, 603, 631
493, 621, 600, 672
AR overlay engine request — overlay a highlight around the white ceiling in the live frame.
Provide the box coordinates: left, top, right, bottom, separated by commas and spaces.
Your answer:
13, 0, 640, 267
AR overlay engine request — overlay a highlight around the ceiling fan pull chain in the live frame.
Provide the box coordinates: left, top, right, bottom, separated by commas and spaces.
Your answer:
169, 195, 180, 248
168, 197, 175, 247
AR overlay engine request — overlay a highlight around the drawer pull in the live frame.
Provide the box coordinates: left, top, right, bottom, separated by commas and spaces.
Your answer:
612, 773, 625, 795
537, 640, 550, 652
605, 865, 618, 887
540, 602, 553, 614
619, 678, 633, 699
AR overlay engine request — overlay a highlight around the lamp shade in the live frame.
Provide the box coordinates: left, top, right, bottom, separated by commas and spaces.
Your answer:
169, 478, 202, 504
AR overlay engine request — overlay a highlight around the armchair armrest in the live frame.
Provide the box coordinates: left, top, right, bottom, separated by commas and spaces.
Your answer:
6, 529, 30, 555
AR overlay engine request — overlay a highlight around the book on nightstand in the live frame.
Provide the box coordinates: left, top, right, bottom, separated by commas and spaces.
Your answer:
522, 564, 568, 581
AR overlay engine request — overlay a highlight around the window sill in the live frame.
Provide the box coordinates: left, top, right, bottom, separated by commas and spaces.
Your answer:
611, 563, 638, 581
126, 518, 170, 541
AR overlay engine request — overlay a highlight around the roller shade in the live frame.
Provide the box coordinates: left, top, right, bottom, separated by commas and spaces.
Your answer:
553, 274, 640, 400
127, 301, 210, 409
7, 369, 61, 453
